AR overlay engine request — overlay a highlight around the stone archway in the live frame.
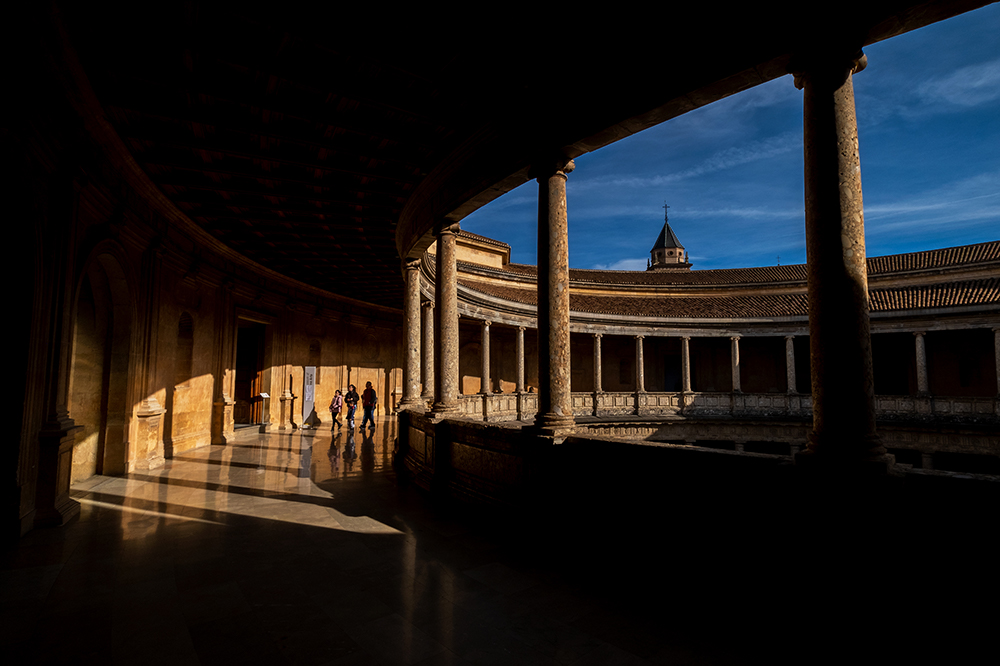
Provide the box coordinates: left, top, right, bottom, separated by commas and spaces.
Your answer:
68, 250, 134, 481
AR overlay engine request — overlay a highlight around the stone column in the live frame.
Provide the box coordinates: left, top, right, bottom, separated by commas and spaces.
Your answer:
36, 173, 84, 527
793, 49, 888, 466
914, 331, 929, 395
399, 259, 423, 409
532, 157, 575, 435
593, 333, 603, 393
730, 336, 742, 393
635, 335, 646, 393
516, 326, 526, 393
681, 336, 692, 393
432, 223, 460, 415
785, 336, 797, 394
421, 301, 434, 400
516, 326, 526, 421
480, 320, 492, 394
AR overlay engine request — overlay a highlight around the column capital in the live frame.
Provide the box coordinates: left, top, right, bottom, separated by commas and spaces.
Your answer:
785, 335, 795, 341
913, 330, 926, 337
482, 320, 491, 328
593, 332, 602, 339
517, 325, 526, 332
422, 300, 434, 310
635, 334, 644, 340
529, 156, 575, 181
792, 50, 867, 90
730, 335, 741, 341
435, 221, 461, 237
404, 258, 421, 271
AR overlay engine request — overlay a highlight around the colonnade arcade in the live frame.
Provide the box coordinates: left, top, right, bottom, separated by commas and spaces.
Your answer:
397, 49, 1000, 471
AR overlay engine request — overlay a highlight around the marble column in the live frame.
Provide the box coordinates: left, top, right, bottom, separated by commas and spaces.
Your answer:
785, 336, 797, 394
914, 331, 929, 395
793, 49, 887, 465
399, 259, 422, 409
635, 336, 645, 393
421, 301, 434, 400
532, 157, 575, 434
480, 320, 492, 395
432, 223, 460, 415
730, 336, 742, 393
593, 334, 603, 393
681, 336, 692, 393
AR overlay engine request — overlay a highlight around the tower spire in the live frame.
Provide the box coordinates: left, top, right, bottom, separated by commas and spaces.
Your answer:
648, 202, 691, 271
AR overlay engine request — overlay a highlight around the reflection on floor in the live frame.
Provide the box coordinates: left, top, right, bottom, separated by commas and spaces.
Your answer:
2, 415, 995, 665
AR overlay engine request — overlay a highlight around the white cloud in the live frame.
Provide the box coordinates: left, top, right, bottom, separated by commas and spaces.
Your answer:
918, 58, 1000, 107
572, 131, 801, 191
590, 257, 649, 271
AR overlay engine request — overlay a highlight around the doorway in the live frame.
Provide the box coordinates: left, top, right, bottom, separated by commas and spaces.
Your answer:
235, 320, 267, 426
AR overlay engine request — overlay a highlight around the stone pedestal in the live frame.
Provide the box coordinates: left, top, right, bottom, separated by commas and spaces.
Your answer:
212, 395, 235, 444
35, 415, 81, 527
279, 390, 295, 430
134, 400, 166, 470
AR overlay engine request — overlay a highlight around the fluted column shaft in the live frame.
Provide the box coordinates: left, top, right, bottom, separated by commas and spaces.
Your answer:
795, 50, 885, 461
421, 301, 434, 400
914, 331, 929, 395
785, 336, 797, 394
533, 158, 575, 434
400, 259, 422, 408
432, 224, 460, 414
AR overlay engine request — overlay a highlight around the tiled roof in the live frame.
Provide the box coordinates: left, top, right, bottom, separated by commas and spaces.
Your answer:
867, 242, 1000, 274
457, 230, 511, 251
869, 278, 1000, 311
459, 277, 1000, 319
477, 241, 1000, 286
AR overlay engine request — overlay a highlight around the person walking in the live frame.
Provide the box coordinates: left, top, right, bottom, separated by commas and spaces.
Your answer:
329, 389, 344, 430
360, 381, 378, 431
344, 384, 360, 430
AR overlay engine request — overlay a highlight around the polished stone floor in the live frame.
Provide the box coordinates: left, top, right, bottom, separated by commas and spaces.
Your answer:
2, 417, 995, 665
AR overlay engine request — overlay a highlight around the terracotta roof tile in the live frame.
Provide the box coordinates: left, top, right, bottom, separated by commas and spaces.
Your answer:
467, 240, 1000, 286
459, 277, 1000, 319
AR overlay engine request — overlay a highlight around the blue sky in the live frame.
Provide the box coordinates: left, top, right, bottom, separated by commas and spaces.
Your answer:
462, 4, 1000, 271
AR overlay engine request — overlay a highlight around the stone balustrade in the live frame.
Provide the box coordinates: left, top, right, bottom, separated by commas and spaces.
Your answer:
452, 391, 996, 424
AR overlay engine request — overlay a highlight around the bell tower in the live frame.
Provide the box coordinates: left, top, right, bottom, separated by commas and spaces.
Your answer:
648, 203, 691, 271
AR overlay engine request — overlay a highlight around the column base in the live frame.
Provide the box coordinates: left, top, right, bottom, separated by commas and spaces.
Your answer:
397, 399, 426, 412
795, 441, 896, 477
532, 413, 575, 437
36, 418, 82, 528
430, 402, 460, 419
